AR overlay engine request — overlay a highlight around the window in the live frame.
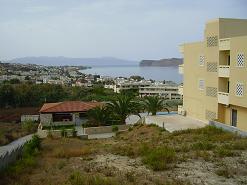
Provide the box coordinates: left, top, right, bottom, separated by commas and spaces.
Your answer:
236, 83, 244, 97
205, 110, 216, 121
199, 55, 205, 66
237, 53, 244, 67
207, 62, 217, 72
198, 79, 205, 90
206, 87, 217, 97
207, 36, 218, 47
53, 113, 72, 122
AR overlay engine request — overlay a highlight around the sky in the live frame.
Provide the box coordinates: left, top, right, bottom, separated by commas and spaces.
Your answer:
0, 0, 247, 61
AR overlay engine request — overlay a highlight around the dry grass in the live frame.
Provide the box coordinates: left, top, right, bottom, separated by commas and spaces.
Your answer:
52, 147, 92, 158
1, 124, 247, 185
0, 122, 37, 146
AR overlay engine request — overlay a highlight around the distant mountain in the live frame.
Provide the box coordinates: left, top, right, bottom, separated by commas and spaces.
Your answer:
8, 56, 138, 67
139, 58, 183, 67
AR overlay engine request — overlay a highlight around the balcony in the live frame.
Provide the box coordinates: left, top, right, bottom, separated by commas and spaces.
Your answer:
178, 105, 186, 116
218, 65, 230, 78
218, 92, 229, 105
219, 38, 230, 51
179, 64, 184, 74
179, 44, 184, 53
178, 85, 183, 95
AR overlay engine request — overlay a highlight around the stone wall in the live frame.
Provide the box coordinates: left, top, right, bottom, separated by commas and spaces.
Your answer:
40, 113, 52, 125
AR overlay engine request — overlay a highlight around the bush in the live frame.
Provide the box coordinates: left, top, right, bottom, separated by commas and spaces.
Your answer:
7, 135, 41, 174
112, 125, 119, 132
192, 141, 215, 151
22, 120, 37, 133
23, 135, 41, 156
142, 146, 176, 171
214, 147, 239, 157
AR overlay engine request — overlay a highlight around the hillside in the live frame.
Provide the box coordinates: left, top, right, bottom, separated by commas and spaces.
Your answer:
7, 56, 138, 67
139, 58, 183, 67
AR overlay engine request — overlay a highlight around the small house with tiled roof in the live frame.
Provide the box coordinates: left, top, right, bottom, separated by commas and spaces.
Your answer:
39, 101, 101, 126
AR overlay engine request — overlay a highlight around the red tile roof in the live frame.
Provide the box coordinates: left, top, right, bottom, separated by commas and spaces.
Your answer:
39, 101, 102, 113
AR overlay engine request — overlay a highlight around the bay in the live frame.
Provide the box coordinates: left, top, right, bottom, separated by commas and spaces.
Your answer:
80, 65, 182, 83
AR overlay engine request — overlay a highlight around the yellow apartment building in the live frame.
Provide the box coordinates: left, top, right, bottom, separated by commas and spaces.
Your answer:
179, 18, 247, 131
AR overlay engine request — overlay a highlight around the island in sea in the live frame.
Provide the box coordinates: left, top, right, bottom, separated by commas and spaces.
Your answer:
139, 58, 183, 67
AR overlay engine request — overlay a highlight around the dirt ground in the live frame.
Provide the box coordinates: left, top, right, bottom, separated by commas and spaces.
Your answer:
1, 124, 247, 185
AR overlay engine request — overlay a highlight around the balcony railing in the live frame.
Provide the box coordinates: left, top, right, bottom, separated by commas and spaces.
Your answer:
219, 38, 230, 50
218, 92, 229, 105
218, 65, 230, 78
179, 64, 184, 74
178, 105, 186, 116
179, 44, 184, 53
178, 85, 183, 95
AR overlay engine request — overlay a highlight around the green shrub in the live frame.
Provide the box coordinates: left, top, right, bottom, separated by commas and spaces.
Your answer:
192, 141, 215, 151
112, 125, 119, 132
142, 146, 176, 171
231, 140, 247, 150
214, 147, 239, 157
23, 135, 41, 157
7, 135, 40, 174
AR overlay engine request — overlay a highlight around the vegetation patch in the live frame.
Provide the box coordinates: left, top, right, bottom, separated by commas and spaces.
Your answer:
142, 146, 176, 171
68, 171, 119, 185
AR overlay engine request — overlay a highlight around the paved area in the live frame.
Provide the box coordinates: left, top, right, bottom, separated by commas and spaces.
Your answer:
144, 114, 208, 132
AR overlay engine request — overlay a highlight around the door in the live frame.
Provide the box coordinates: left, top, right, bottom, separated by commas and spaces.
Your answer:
231, 109, 237, 127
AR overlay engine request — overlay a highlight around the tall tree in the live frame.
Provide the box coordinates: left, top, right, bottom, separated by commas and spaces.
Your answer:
143, 96, 169, 115
107, 95, 141, 124
87, 106, 111, 126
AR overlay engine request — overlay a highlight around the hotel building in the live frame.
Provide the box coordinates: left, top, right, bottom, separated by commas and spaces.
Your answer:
179, 18, 247, 131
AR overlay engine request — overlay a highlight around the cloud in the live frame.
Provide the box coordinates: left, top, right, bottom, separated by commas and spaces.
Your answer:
0, 0, 247, 60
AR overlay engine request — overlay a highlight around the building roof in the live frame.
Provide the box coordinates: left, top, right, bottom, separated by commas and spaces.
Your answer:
39, 101, 101, 113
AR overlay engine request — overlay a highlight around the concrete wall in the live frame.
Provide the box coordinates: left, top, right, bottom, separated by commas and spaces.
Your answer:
183, 41, 206, 121
21, 115, 39, 123
84, 125, 129, 135
37, 129, 75, 138
209, 120, 247, 137
0, 134, 33, 171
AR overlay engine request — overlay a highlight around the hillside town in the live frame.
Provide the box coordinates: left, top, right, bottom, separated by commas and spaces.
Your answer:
0, 61, 183, 99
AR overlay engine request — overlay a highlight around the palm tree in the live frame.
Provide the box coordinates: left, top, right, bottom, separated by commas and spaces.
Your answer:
143, 96, 169, 116
87, 106, 111, 126
107, 95, 141, 124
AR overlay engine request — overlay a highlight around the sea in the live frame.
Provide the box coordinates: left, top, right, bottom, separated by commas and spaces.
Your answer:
80, 65, 182, 83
